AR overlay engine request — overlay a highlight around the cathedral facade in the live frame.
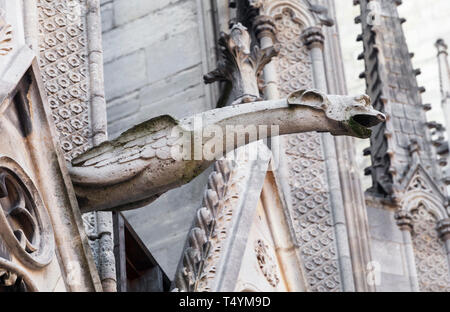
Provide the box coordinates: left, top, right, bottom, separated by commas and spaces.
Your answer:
0, 0, 449, 292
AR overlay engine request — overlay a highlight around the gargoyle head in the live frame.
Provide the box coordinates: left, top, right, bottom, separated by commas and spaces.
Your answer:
288, 89, 385, 139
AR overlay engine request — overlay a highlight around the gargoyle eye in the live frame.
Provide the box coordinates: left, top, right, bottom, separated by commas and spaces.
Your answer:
354, 94, 370, 105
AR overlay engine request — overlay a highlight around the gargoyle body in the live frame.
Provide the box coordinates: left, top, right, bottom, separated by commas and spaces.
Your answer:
69, 89, 385, 213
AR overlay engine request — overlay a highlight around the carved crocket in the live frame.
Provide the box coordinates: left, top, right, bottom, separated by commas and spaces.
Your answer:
69, 89, 385, 212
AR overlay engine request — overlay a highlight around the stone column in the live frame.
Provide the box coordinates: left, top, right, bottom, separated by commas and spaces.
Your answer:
394, 211, 420, 291
436, 40, 450, 133
254, 15, 279, 100
435, 39, 450, 177
302, 26, 355, 292
253, 15, 282, 167
302, 27, 327, 90
252, 17, 308, 291
437, 218, 450, 273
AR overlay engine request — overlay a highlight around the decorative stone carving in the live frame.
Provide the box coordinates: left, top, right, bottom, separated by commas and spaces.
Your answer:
0, 8, 12, 56
274, 9, 314, 95
437, 218, 450, 241
69, 90, 384, 212
394, 210, 413, 232
407, 176, 432, 193
173, 159, 238, 292
272, 7, 341, 292
245, 0, 334, 27
0, 156, 54, 269
301, 26, 325, 49
253, 15, 277, 41
0, 257, 38, 292
36, 0, 113, 291
283, 134, 341, 292
204, 23, 278, 105
37, 0, 94, 162
411, 205, 450, 292
254, 239, 280, 287
173, 142, 274, 292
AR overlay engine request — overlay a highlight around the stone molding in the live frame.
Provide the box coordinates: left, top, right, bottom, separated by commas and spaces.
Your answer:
394, 210, 413, 232
301, 26, 325, 50
437, 218, 450, 241
173, 145, 271, 292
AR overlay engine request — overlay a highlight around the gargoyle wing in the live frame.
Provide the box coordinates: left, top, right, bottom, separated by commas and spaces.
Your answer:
70, 115, 180, 186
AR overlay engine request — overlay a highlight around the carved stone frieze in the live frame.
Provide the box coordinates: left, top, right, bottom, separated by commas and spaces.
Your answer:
37, 0, 94, 162
283, 134, 341, 292
411, 205, 450, 292
36, 0, 113, 290
254, 239, 280, 287
173, 158, 240, 292
272, 7, 341, 292
0, 156, 54, 269
274, 9, 314, 95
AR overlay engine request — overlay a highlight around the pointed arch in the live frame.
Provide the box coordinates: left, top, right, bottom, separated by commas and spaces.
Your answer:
264, 1, 317, 28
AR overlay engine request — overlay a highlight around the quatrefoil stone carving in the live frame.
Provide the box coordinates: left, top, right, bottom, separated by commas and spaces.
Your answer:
0, 157, 54, 268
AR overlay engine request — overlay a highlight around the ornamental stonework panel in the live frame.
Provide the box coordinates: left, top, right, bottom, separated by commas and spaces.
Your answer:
36, 1, 113, 285
274, 8, 341, 292
284, 134, 341, 291
37, 0, 93, 162
254, 239, 280, 288
274, 9, 314, 95
0, 157, 55, 269
411, 205, 450, 292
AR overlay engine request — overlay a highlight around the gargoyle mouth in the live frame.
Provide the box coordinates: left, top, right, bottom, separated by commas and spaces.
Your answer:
346, 114, 385, 139
352, 114, 386, 127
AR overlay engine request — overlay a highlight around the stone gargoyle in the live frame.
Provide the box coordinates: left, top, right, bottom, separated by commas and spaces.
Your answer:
69, 89, 385, 212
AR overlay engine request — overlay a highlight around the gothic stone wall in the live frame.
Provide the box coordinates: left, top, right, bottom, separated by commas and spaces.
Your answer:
99, 0, 215, 279
365, 199, 414, 291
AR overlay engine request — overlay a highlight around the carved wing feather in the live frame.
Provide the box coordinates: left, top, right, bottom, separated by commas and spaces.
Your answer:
70, 115, 180, 186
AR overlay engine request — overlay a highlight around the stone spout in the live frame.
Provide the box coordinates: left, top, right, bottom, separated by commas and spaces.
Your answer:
69, 89, 384, 213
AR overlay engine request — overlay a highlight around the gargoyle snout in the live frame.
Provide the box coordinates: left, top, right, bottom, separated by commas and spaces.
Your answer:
352, 111, 386, 128
376, 113, 386, 122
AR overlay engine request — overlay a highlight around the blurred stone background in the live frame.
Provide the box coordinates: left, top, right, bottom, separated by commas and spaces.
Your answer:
336, 0, 450, 190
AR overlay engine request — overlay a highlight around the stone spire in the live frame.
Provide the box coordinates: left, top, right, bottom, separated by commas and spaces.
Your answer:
355, 0, 444, 202
436, 39, 450, 146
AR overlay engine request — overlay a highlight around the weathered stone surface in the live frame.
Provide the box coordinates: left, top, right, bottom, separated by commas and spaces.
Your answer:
106, 91, 140, 124
378, 272, 414, 292
100, 2, 114, 33
367, 206, 404, 244
104, 49, 147, 100
102, 1, 197, 63
113, 0, 181, 27
139, 65, 203, 105
146, 29, 201, 85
